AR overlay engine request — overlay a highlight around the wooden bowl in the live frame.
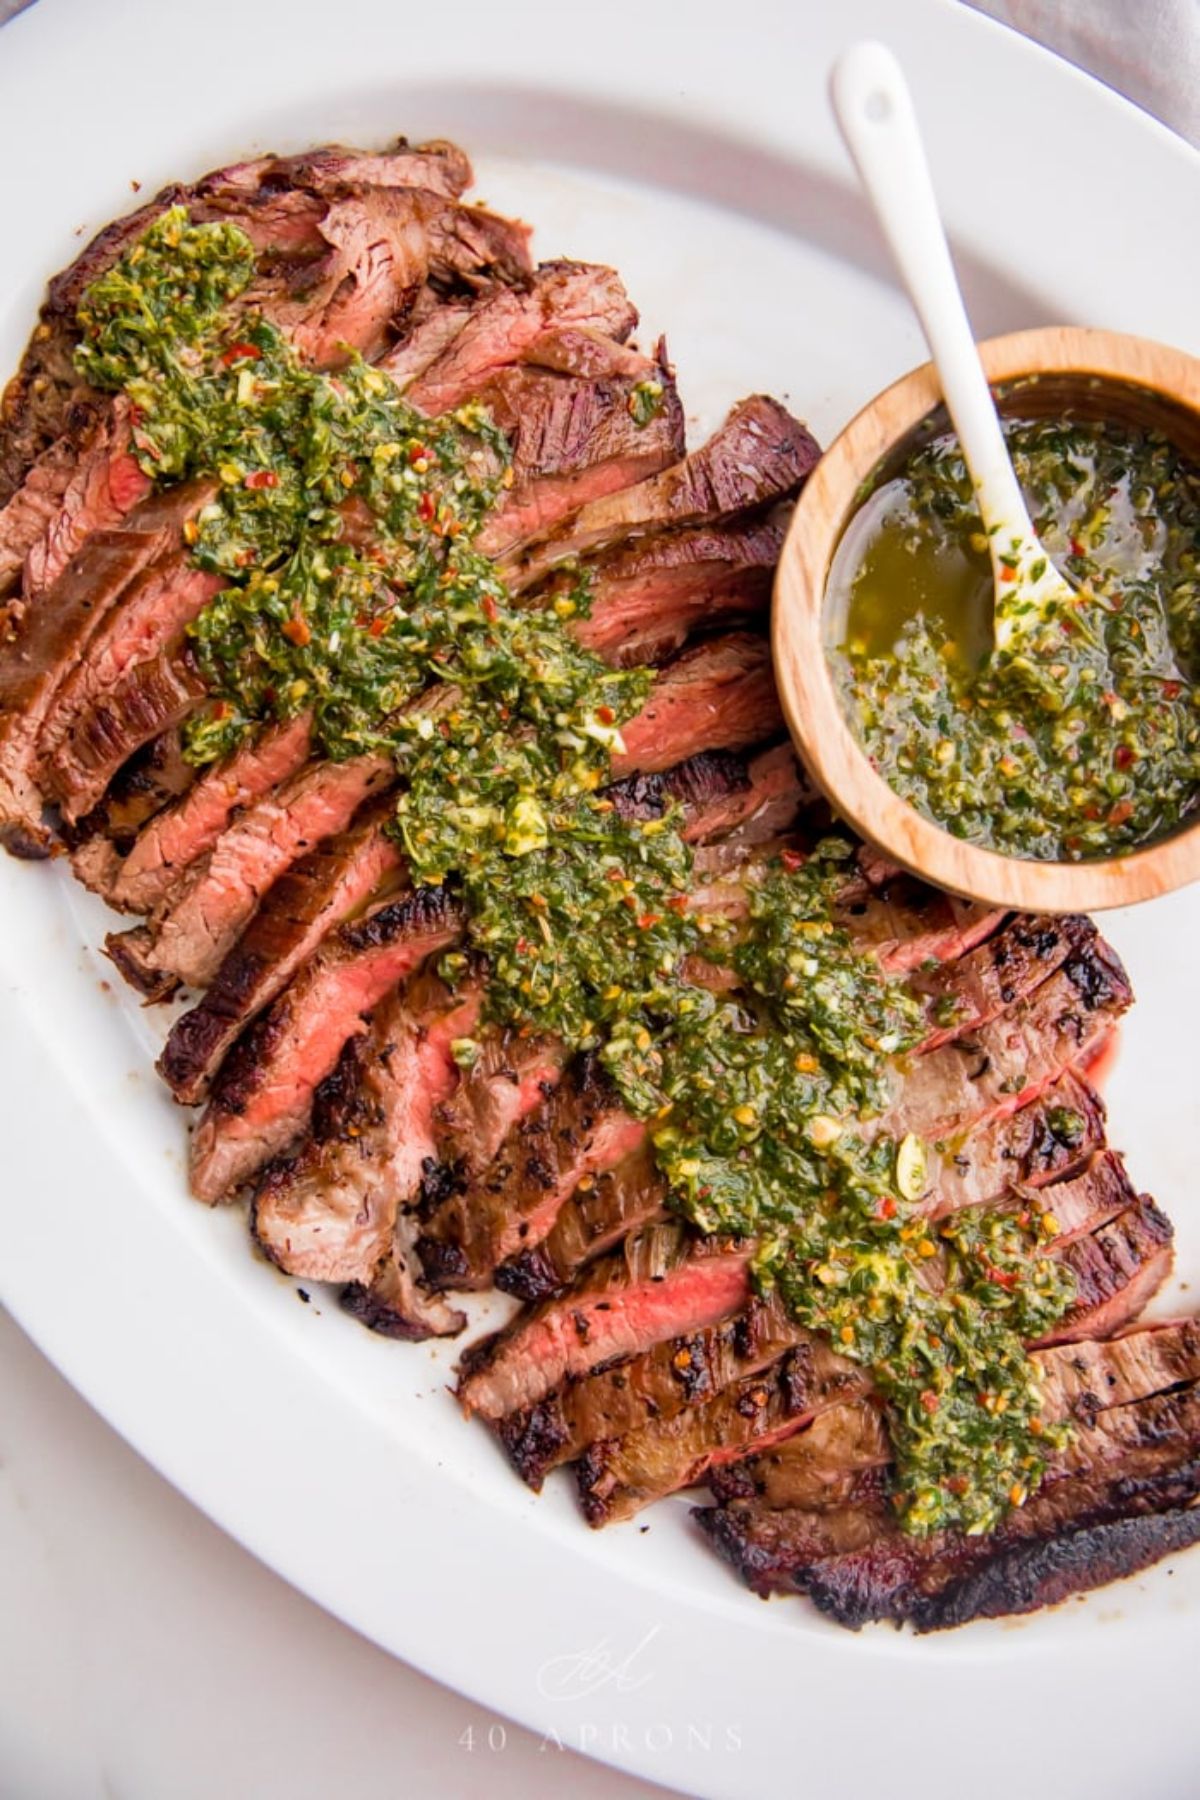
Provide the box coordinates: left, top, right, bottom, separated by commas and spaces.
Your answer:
773, 326, 1200, 913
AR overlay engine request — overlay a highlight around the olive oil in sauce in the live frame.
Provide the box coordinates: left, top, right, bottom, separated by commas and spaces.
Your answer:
832, 418, 1200, 861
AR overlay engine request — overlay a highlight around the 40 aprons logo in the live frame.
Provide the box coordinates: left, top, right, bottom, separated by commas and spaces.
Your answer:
457, 1624, 744, 1756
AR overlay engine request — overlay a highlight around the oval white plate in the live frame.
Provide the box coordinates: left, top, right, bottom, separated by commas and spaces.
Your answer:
2, 1, 1199, 1793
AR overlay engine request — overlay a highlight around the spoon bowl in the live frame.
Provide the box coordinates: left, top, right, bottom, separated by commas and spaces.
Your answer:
773, 326, 1200, 912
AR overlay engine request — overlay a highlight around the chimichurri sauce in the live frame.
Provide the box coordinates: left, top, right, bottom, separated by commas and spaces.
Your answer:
76, 209, 1079, 1536
831, 418, 1200, 860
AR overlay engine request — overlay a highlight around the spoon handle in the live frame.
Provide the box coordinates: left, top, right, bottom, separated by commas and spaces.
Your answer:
830, 41, 1034, 544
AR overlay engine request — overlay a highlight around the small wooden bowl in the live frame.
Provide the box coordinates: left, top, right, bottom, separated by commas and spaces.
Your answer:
773, 326, 1200, 913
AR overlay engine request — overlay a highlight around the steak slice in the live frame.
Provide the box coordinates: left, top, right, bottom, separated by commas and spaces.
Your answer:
0, 436, 77, 598
474, 356, 687, 560
494, 1146, 670, 1303
501, 395, 821, 590
925, 1071, 1106, 1218
706, 1377, 1200, 1630
911, 914, 1094, 1053
708, 1400, 892, 1509
35, 536, 222, 773
576, 1339, 867, 1525
1039, 1195, 1174, 1343
611, 633, 782, 775
456, 1225, 753, 1421
0, 478, 213, 856
68, 727, 196, 888
158, 805, 405, 1102
875, 937, 1132, 1144
493, 1154, 1152, 1490
432, 1030, 570, 1180
251, 138, 474, 201
561, 518, 785, 669
106, 748, 396, 997
21, 398, 153, 601
252, 975, 478, 1309
102, 713, 314, 914
498, 1292, 829, 1490
188, 884, 464, 1202
40, 638, 210, 825
416, 1058, 647, 1292
403, 262, 639, 413
377, 299, 477, 388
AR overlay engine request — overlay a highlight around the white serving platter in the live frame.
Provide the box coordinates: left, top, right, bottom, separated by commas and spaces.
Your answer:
1, 0, 1198, 1792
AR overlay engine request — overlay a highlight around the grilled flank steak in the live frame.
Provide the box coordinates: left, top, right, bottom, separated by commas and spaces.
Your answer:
1, 131, 1194, 1630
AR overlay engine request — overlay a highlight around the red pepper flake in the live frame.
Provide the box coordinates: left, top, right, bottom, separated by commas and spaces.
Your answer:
481, 595, 498, 623
368, 615, 389, 638
1069, 536, 1086, 558
244, 469, 279, 490
220, 341, 262, 366
695, 1185, 712, 1201
1162, 679, 1182, 701
919, 1390, 940, 1415
128, 403, 146, 428
211, 700, 230, 721
1108, 798, 1135, 827
780, 848, 805, 873
282, 614, 311, 648
408, 443, 429, 465
666, 894, 689, 914
984, 1264, 1017, 1291
595, 705, 616, 726
605, 868, 626, 883
234, 547, 256, 567
418, 491, 436, 523
514, 938, 531, 955
1113, 744, 1134, 769
875, 1195, 897, 1220
637, 912, 662, 930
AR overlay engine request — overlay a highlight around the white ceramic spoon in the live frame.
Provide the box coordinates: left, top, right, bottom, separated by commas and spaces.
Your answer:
831, 39, 1078, 655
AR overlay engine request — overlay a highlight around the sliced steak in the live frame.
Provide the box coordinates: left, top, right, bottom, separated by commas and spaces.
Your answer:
106, 748, 395, 996
433, 1030, 570, 1179
707, 1400, 892, 1509
611, 633, 782, 775
925, 1071, 1106, 1218
494, 1146, 670, 1303
378, 299, 476, 388
0, 478, 213, 855
41, 640, 209, 825
912, 914, 1094, 1053
876, 937, 1132, 1144
103, 713, 314, 914
254, 138, 474, 201
404, 262, 638, 413
559, 518, 784, 669
498, 1292, 828, 1490
188, 884, 464, 1202
417, 1058, 647, 1292
456, 1225, 754, 1421
0, 436, 77, 597
36, 535, 222, 773
252, 975, 478, 1304
474, 356, 686, 560
501, 395, 821, 590
21, 398, 152, 601
68, 727, 196, 889
159, 805, 405, 1102
1039, 1195, 1174, 1343
577, 1338, 866, 1525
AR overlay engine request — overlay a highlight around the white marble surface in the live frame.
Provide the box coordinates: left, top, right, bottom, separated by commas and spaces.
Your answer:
0, 1309, 671, 1800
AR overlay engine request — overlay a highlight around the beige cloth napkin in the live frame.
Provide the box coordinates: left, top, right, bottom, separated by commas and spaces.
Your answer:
968, 0, 1200, 144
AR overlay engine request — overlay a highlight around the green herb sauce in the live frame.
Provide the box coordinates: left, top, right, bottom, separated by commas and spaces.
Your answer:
832, 417, 1200, 861
75, 208, 1078, 1534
